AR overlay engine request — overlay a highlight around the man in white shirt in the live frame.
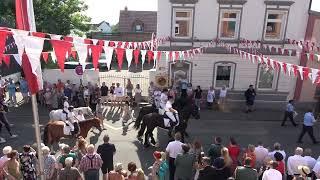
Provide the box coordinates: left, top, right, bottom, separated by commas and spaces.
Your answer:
313, 160, 320, 179
164, 96, 179, 128
166, 132, 183, 180
303, 148, 316, 169
254, 142, 269, 169
61, 106, 77, 135
159, 88, 168, 114
287, 147, 307, 178
114, 83, 124, 97
262, 161, 282, 180
268, 142, 286, 160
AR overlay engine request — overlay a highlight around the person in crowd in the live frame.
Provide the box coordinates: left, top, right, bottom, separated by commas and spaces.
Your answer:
180, 78, 188, 98
168, 88, 176, 102
0, 100, 18, 143
3, 150, 21, 180
208, 136, 224, 164
227, 137, 240, 173
59, 157, 82, 180
126, 79, 134, 98
108, 163, 126, 180
83, 86, 90, 107
64, 85, 73, 100
221, 147, 232, 169
198, 156, 216, 180
57, 79, 64, 92
42, 146, 56, 180
7, 79, 17, 107
274, 152, 285, 175
114, 83, 124, 105
127, 162, 138, 179
96, 98, 104, 125
243, 144, 256, 169
194, 86, 202, 110
257, 156, 272, 179
79, 144, 103, 180
73, 136, 88, 164
234, 157, 258, 180
218, 86, 227, 111
110, 83, 115, 94
297, 109, 318, 144
0, 146, 12, 178
186, 83, 193, 98
134, 84, 142, 106
159, 88, 168, 112
19, 145, 37, 180
303, 148, 316, 170
148, 81, 155, 104
159, 152, 169, 180
19, 77, 29, 104
44, 88, 53, 111
190, 140, 203, 164
90, 89, 99, 113
244, 85, 256, 113
150, 151, 162, 180
297, 165, 312, 180
175, 144, 196, 180
58, 145, 78, 169
281, 99, 298, 127
312, 158, 320, 179
166, 132, 183, 180
261, 160, 282, 180
122, 101, 132, 123
213, 156, 232, 179
164, 96, 179, 128
207, 86, 215, 110
51, 85, 59, 110
100, 82, 109, 105
97, 135, 116, 179
137, 168, 146, 180
287, 147, 307, 179
0, 75, 6, 100
268, 142, 286, 160
254, 141, 269, 170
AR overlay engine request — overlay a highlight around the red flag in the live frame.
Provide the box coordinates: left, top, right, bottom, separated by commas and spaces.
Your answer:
292, 65, 298, 77
50, 40, 73, 72
133, 49, 140, 65
31, 32, 46, 38
157, 51, 162, 61
64, 36, 73, 42
2, 55, 10, 67
84, 39, 93, 44
41, 52, 49, 63
117, 41, 123, 48
303, 67, 310, 80
109, 41, 115, 47
22, 53, 39, 94
282, 63, 287, 74
89, 45, 102, 70
97, 40, 104, 46
175, 51, 180, 61
147, 50, 154, 63
71, 50, 77, 59
124, 42, 129, 49
116, 48, 125, 70
0, 31, 9, 58
169, 51, 173, 61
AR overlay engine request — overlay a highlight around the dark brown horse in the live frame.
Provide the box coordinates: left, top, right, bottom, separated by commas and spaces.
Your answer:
43, 118, 102, 146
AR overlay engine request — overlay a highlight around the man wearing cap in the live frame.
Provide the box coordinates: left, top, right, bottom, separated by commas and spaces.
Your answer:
166, 132, 183, 180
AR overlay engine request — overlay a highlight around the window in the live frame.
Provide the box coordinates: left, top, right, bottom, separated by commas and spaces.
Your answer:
264, 11, 288, 41
219, 10, 241, 39
135, 25, 143, 32
257, 64, 277, 90
173, 9, 193, 38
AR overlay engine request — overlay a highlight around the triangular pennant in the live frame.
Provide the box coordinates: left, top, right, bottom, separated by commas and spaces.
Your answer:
297, 66, 304, 79
89, 45, 102, 70
31, 32, 47, 38
104, 40, 109, 47
175, 51, 180, 61
126, 49, 133, 68
84, 39, 93, 44
50, 52, 57, 63
97, 40, 105, 46
50, 40, 73, 72
141, 50, 147, 64
0, 31, 9, 58
311, 68, 320, 84
165, 51, 170, 61
133, 49, 140, 65
157, 51, 162, 62
302, 67, 310, 80
169, 51, 173, 61
2, 55, 10, 67
74, 43, 88, 72
147, 50, 154, 64
103, 47, 114, 70
42, 52, 49, 63
109, 41, 115, 47
50, 34, 62, 40
13, 54, 21, 66
116, 48, 125, 70
64, 36, 73, 42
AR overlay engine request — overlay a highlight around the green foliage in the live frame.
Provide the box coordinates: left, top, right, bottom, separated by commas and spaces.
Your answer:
0, 0, 15, 28
111, 23, 120, 33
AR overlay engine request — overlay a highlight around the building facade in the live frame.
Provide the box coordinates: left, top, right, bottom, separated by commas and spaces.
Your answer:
155, 0, 310, 105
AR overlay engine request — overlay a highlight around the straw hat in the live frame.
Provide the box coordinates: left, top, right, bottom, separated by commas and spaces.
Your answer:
114, 163, 123, 172
298, 165, 310, 176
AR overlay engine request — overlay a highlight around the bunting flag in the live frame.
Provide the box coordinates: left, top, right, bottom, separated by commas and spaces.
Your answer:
50, 40, 73, 72
89, 45, 102, 70
116, 48, 125, 70
133, 49, 140, 65
13, 54, 21, 66
103, 47, 113, 70
31, 32, 46, 38
141, 50, 147, 65
2, 55, 10, 67
147, 50, 154, 64
126, 49, 133, 68
74, 43, 88, 72
0, 31, 9, 58
41, 52, 49, 63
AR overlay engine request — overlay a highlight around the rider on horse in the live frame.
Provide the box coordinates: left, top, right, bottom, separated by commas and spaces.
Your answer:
153, 88, 162, 109
61, 106, 79, 136
164, 96, 179, 128
159, 88, 168, 115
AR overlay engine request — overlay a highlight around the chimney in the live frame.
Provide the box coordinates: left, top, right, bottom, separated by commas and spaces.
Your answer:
124, 6, 128, 11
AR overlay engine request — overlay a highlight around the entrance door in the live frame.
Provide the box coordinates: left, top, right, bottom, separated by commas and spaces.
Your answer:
214, 63, 235, 88
257, 64, 277, 90
169, 61, 192, 86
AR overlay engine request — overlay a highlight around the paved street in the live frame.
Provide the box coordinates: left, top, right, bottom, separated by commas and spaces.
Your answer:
1, 95, 320, 175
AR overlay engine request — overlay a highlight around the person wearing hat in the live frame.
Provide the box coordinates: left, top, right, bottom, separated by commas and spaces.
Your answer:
297, 165, 311, 179
61, 105, 77, 136
150, 151, 162, 180
108, 163, 126, 180
159, 88, 168, 115
164, 95, 179, 128
234, 157, 258, 180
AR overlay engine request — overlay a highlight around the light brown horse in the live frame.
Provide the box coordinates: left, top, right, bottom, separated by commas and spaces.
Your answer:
43, 118, 102, 146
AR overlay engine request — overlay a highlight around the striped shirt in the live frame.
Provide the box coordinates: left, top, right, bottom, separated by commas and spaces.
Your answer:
79, 153, 103, 172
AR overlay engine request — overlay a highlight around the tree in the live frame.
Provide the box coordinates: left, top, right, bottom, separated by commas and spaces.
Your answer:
0, 0, 91, 36
111, 23, 120, 33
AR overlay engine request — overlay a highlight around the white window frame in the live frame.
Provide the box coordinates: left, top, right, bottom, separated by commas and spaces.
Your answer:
135, 25, 142, 32
172, 8, 193, 39
213, 63, 235, 89
263, 10, 288, 41
257, 64, 278, 90
218, 9, 241, 40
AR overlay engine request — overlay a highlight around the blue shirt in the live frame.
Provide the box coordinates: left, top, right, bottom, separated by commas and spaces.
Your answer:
286, 103, 294, 112
304, 112, 315, 126
7, 83, 16, 94
19, 80, 29, 93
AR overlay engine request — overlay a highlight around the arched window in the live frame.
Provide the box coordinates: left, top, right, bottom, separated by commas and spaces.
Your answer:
132, 19, 144, 32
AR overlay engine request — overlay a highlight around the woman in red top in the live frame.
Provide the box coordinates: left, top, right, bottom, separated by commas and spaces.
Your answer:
274, 152, 285, 175
227, 137, 241, 172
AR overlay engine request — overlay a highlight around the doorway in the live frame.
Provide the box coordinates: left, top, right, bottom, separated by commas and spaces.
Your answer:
213, 62, 235, 88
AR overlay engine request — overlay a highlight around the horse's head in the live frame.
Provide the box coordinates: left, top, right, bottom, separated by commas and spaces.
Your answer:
90, 118, 103, 131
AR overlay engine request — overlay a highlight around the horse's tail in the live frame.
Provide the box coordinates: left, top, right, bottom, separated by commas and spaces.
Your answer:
134, 110, 144, 129
137, 116, 147, 138
43, 124, 49, 146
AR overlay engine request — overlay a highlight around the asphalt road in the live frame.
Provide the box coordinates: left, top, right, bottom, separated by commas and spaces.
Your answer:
1, 96, 320, 175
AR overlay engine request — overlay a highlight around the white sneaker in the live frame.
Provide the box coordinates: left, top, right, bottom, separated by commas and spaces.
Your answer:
10, 134, 18, 138
0, 138, 6, 144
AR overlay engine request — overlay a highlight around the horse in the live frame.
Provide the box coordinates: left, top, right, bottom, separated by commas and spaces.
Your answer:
134, 104, 157, 128
49, 107, 94, 121
134, 102, 200, 147
43, 118, 102, 146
